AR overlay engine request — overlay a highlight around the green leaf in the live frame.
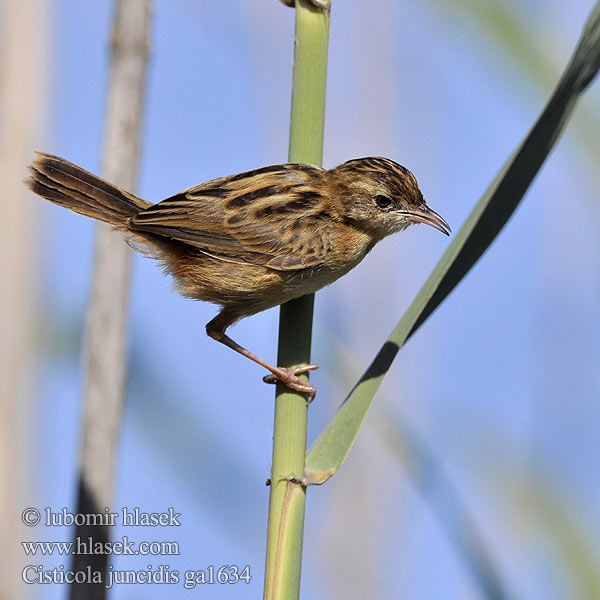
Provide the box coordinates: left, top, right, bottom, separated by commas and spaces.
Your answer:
305, 1, 600, 485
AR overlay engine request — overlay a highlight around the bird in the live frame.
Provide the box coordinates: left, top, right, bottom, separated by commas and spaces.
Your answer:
27, 152, 450, 399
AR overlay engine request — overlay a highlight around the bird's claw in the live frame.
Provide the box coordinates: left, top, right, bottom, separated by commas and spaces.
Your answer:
262, 364, 319, 401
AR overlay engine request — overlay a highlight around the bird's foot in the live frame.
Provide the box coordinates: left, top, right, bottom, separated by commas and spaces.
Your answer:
262, 364, 319, 401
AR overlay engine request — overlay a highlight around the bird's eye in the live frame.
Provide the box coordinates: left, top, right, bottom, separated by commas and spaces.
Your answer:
375, 195, 392, 209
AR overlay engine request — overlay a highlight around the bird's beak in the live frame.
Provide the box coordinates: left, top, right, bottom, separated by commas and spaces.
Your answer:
403, 204, 451, 236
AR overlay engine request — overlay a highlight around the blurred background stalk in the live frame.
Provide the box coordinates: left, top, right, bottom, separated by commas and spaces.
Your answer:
70, 1, 152, 598
0, 0, 47, 597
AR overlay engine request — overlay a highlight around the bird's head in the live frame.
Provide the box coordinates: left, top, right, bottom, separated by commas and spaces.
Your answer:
331, 157, 450, 240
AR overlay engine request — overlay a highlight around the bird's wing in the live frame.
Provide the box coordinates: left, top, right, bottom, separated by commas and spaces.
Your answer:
128, 164, 333, 271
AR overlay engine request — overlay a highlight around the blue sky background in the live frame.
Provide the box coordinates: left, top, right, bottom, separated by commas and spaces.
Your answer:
26, 0, 600, 598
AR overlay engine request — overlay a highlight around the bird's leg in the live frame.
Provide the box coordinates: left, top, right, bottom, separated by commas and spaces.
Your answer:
217, 333, 318, 399
206, 313, 318, 400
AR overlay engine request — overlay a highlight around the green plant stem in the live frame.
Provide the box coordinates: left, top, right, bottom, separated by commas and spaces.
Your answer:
263, 2, 330, 599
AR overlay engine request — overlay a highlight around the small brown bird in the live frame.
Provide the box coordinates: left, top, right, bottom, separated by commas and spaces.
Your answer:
27, 153, 449, 398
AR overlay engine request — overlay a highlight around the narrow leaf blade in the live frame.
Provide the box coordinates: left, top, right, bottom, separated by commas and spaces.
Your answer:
305, 1, 600, 483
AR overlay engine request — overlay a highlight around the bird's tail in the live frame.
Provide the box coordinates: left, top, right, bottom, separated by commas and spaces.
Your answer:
27, 152, 151, 227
